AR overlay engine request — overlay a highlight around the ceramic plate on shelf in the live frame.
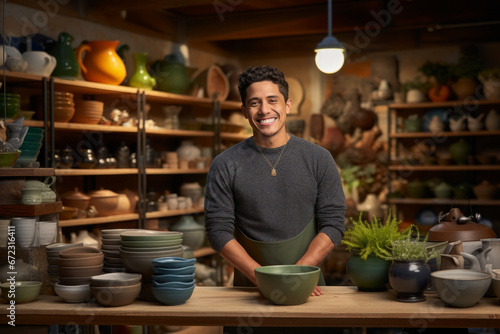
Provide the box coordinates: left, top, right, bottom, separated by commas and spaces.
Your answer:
120, 230, 183, 241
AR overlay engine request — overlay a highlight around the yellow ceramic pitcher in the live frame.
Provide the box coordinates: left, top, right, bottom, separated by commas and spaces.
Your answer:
76, 41, 126, 85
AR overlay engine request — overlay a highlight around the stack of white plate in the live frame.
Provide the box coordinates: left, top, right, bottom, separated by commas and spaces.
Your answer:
45, 243, 83, 286
100, 229, 137, 273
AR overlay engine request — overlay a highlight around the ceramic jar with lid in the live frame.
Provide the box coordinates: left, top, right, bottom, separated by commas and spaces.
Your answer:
449, 139, 472, 165
88, 188, 120, 216
170, 215, 206, 250
61, 187, 91, 210
180, 182, 202, 204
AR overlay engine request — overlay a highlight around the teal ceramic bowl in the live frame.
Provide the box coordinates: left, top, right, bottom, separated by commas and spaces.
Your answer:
152, 265, 195, 275
0, 281, 42, 303
151, 273, 195, 283
151, 257, 196, 268
19, 141, 42, 151
431, 269, 491, 307
26, 127, 44, 135
152, 284, 195, 305
0, 151, 21, 168
254, 265, 321, 305
151, 280, 195, 288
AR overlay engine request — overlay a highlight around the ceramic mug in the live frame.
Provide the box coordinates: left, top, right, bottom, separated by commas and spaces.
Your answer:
22, 51, 57, 76
440, 254, 464, 270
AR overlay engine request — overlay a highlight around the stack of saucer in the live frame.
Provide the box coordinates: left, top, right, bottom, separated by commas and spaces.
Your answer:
46, 243, 83, 286
100, 229, 137, 273
71, 100, 104, 124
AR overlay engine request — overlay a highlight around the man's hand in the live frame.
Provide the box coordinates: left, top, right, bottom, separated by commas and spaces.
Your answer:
311, 286, 324, 296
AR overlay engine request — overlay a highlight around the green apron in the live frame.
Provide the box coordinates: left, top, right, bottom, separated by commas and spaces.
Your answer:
233, 218, 326, 287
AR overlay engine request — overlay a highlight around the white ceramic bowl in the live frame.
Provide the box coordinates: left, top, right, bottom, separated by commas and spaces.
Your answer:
431, 269, 491, 307
54, 283, 90, 303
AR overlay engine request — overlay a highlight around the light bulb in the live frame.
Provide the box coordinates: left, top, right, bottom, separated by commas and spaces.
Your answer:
315, 48, 345, 74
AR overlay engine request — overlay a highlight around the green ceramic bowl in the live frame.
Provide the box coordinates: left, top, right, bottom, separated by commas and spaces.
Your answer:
254, 265, 320, 305
0, 281, 42, 303
0, 151, 21, 168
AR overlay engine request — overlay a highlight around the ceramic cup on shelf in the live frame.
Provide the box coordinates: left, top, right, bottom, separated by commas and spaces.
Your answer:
10, 217, 37, 248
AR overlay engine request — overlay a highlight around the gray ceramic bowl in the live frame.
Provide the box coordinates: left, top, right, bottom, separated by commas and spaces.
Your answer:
492, 277, 500, 300
431, 269, 491, 307
254, 265, 320, 305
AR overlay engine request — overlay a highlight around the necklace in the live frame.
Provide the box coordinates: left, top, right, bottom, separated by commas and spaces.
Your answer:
256, 135, 289, 177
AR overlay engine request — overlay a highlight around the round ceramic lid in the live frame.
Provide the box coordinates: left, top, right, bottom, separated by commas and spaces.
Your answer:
427, 221, 496, 242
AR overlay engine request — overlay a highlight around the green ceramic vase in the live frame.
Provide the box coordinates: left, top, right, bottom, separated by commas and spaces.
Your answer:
449, 138, 471, 165
129, 53, 156, 90
48, 32, 79, 79
152, 55, 191, 94
346, 254, 390, 291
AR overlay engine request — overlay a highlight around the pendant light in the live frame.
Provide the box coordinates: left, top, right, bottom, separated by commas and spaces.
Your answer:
315, 0, 345, 74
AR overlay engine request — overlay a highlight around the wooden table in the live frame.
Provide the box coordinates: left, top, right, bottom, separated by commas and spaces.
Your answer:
1, 287, 499, 328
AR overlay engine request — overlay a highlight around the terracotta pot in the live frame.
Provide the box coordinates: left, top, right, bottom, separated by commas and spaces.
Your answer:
452, 78, 477, 100
88, 188, 120, 216
118, 189, 138, 213
473, 180, 497, 200
61, 187, 90, 211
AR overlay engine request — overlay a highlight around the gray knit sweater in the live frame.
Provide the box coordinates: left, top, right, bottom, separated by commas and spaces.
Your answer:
204, 134, 346, 253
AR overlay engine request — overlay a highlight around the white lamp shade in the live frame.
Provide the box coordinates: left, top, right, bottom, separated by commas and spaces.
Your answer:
315, 48, 345, 74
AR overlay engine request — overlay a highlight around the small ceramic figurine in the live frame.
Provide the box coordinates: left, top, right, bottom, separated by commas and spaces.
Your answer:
449, 115, 467, 132
467, 113, 485, 131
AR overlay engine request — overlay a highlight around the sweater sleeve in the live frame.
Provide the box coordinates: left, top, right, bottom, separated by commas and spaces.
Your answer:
204, 155, 237, 252
314, 150, 346, 247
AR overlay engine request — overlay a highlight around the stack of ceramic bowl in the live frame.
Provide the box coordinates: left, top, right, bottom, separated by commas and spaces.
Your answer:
57, 246, 103, 286
151, 257, 196, 305
34, 91, 75, 122
53, 91, 75, 122
119, 230, 184, 301
0, 93, 20, 118
17, 127, 44, 166
100, 229, 137, 273
89, 272, 142, 307
71, 100, 104, 124
46, 243, 84, 286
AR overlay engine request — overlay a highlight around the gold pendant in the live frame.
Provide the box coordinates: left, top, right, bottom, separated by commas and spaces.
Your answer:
271, 168, 277, 177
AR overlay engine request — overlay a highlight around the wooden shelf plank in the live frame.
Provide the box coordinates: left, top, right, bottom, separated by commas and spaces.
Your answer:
388, 198, 500, 206
55, 168, 139, 176
145, 168, 209, 175
388, 164, 500, 171
145, 207, 204, 219
59, 213, 139, 227
221, 132, 251, 141
0, 168, 55, 177
0, 201, 62, 216
52, 77, 138, 95
390, 130, 500, 138
59, 208, 204, 227
145, 128, 214, 137
389, 99, 500, 110
193, 247, 216, 258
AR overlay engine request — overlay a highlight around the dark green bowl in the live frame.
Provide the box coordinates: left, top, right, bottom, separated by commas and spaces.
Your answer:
254, 265, 320, 305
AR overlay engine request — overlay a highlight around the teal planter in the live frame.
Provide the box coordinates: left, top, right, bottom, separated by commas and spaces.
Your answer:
346, 254, 390, 291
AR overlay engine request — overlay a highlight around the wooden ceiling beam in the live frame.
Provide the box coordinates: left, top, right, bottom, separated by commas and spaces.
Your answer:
89, 0, 212, 13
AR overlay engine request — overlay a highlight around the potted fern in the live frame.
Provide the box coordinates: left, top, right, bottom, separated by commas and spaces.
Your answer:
341, 212, 411, 291
418, 61, 452, 102
382, 226, 437, 303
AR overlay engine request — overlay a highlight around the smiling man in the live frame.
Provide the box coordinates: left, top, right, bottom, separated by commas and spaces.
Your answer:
204, 66, 346, 297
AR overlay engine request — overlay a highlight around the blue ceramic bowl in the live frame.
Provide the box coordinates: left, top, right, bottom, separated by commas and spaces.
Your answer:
152, 285, 195, 305
151, 257, 196, 268
151, 280, 195, 288
151, 273, 195, 283
152, 265, 195, 275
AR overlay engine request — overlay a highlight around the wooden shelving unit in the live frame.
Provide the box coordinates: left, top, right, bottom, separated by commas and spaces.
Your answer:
0, 168, 54, 177
0, 201, 62, 216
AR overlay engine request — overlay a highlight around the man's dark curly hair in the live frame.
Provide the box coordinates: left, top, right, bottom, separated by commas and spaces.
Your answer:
238, 65, 289, 107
